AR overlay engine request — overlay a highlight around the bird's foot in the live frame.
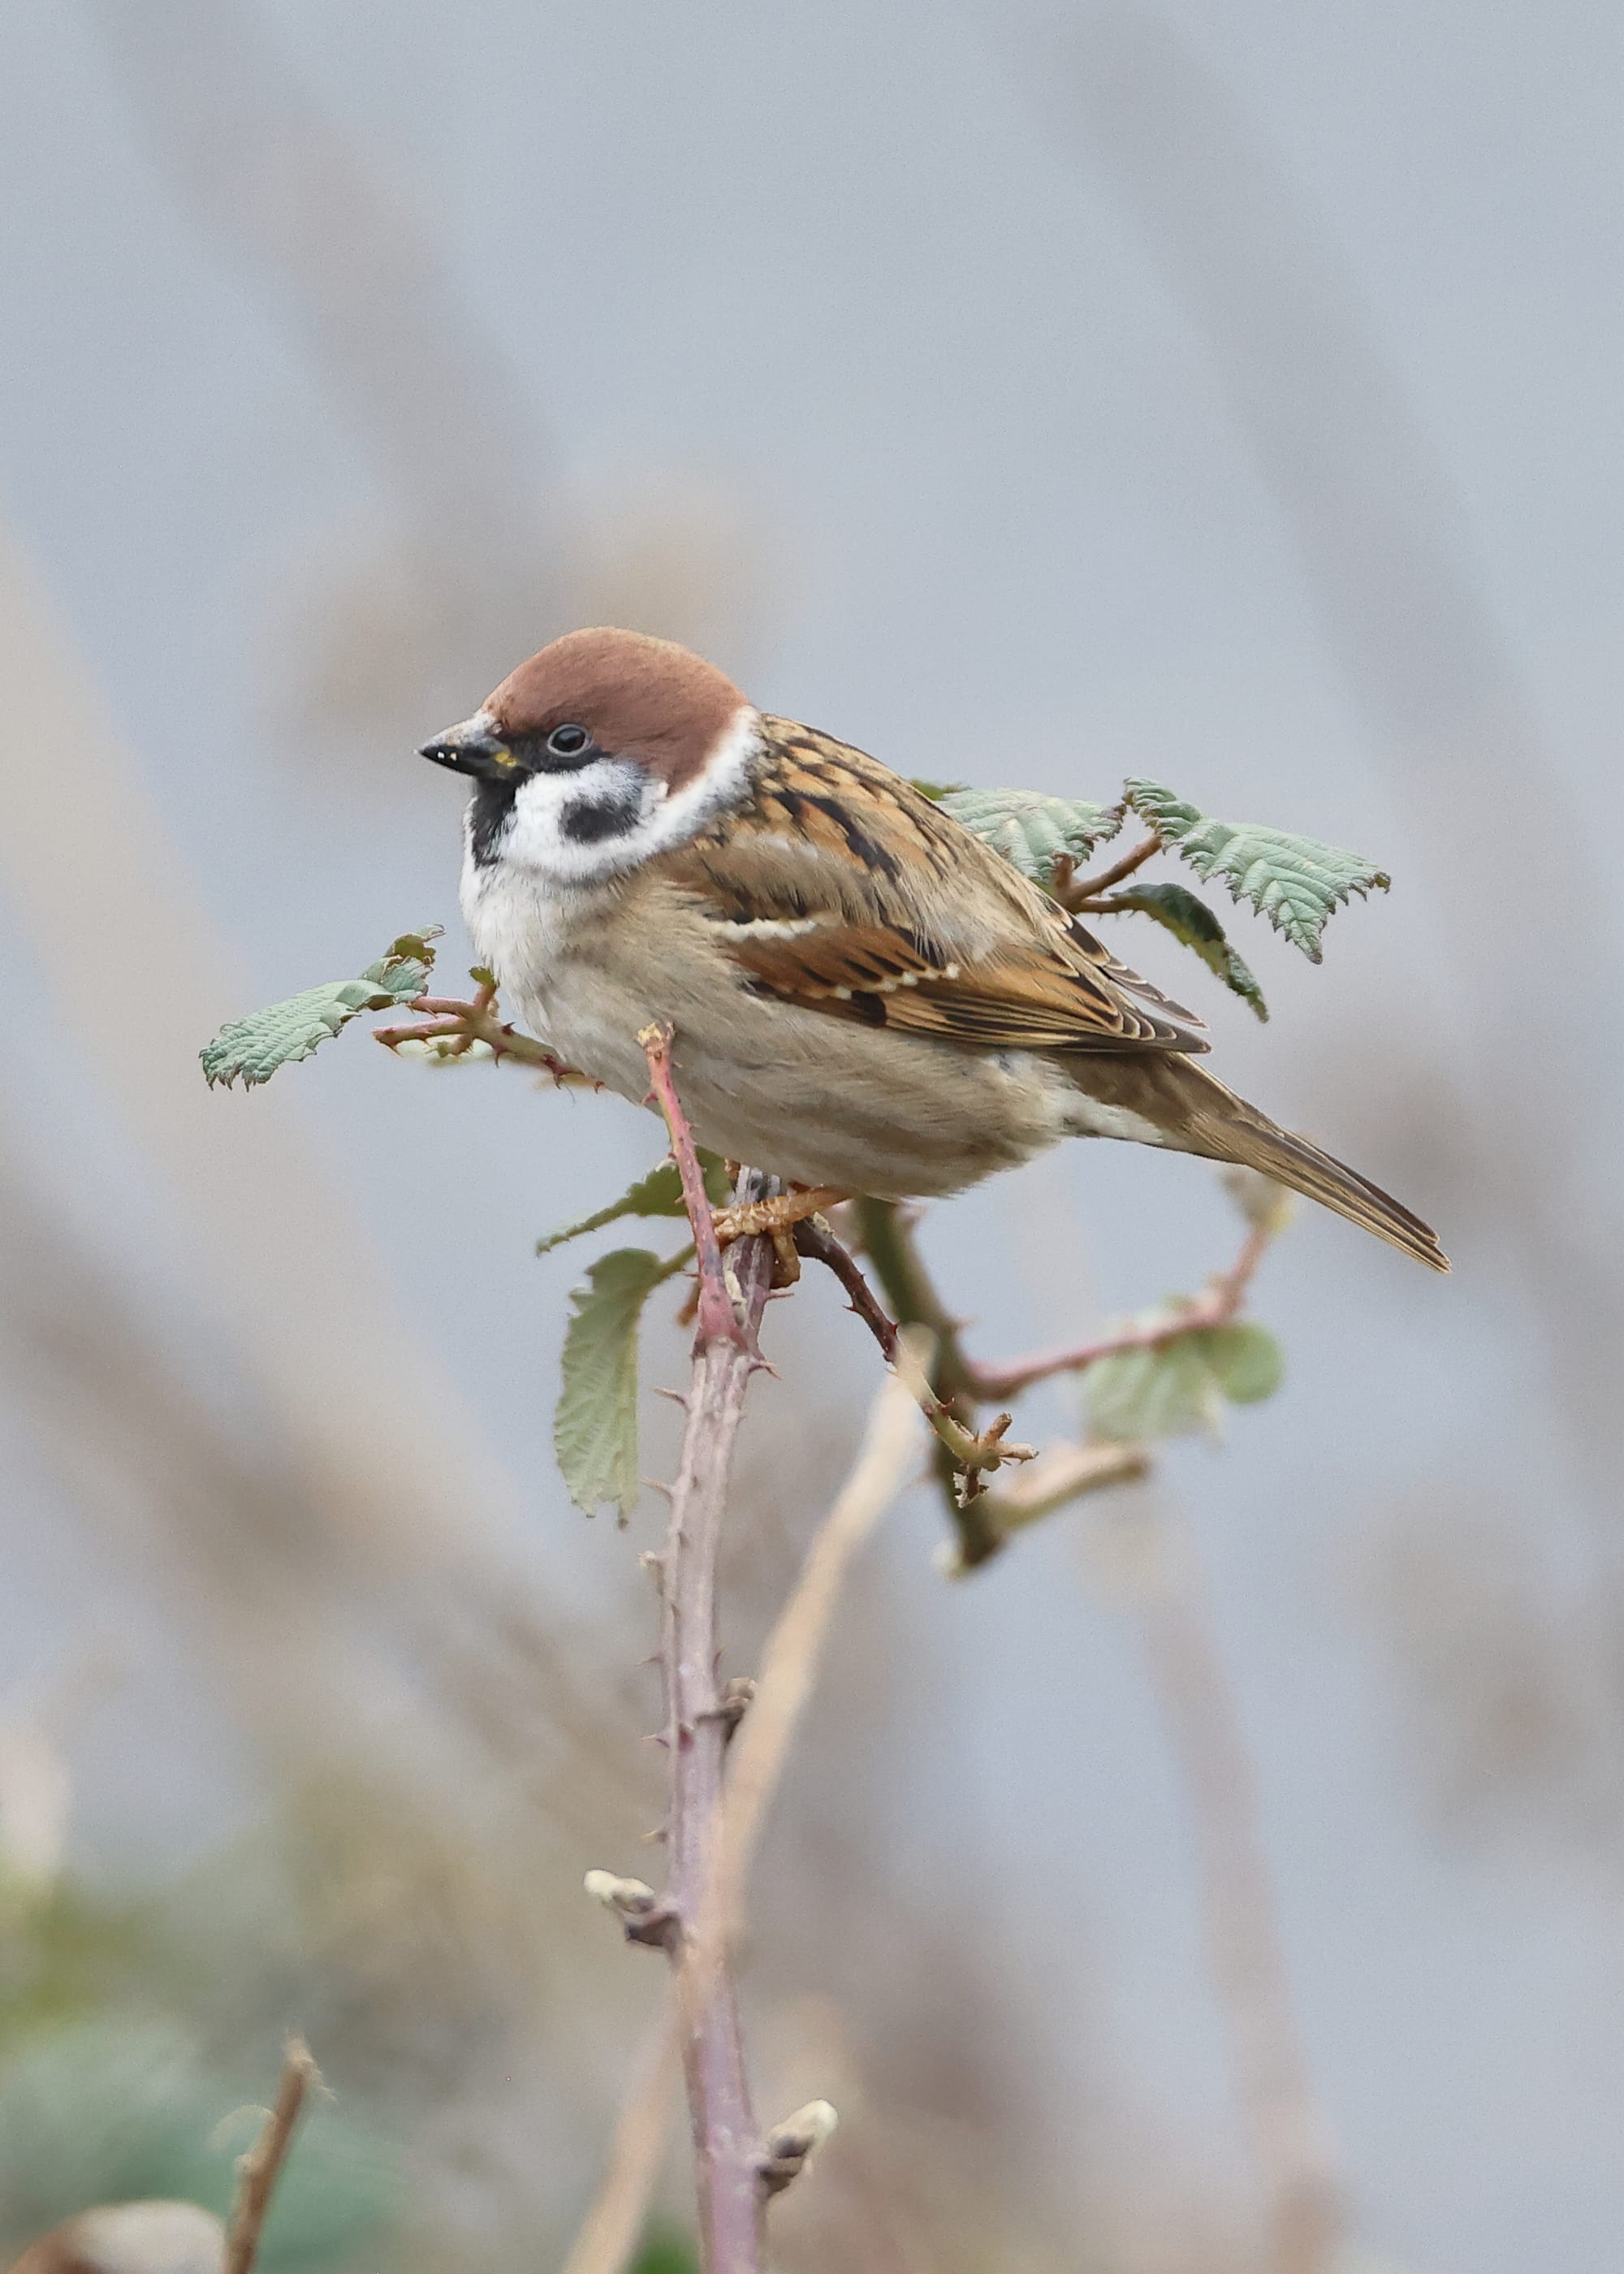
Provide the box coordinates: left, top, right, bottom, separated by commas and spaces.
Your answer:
710, 1187, 849, 1248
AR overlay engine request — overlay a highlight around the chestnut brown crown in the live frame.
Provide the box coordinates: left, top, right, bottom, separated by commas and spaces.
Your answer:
485, 628, 749, 791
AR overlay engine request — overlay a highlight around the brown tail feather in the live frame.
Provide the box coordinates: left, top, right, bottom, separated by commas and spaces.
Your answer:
1070, 1057, 1450, 1272
1211, 1113, 1449, 1272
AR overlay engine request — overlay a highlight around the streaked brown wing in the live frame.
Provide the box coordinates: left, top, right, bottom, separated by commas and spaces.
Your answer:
661, 720, 1209, 1055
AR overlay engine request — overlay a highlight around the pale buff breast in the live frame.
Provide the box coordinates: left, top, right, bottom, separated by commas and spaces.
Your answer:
461, 857, 1080, 1197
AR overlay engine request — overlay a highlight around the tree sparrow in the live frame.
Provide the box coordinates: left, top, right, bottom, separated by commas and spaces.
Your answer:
421, 628, 1445, 1271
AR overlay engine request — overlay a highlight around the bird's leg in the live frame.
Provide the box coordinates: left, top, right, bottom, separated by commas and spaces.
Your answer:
710, 1187, 849, 1246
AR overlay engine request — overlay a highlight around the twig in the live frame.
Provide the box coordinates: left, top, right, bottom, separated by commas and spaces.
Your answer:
826, 1195, 1282, 1567
559, 2007, 680, 2274
795, 1221, 1033, 1491
1061, 826, 1162, 908
374, 989, 594, 1082
223, 2037, 322, 2274
793, 1217, 900, 1364
967, 1217, 1273, 1403
948, 1437, 1151, 1569
641, 1024, 756, 1355
848, 1200, 1011, 1568
570, 1372, 920, 2274
848, 1200, 977, 1402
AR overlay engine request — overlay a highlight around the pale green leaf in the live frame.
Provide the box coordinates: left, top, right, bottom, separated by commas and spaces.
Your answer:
1086, 1317, 1285, 1442
555, 1247, 687, 1517
935, 787, 1121, 888
1123, 779, 1389, 961
199, 931, 438, 1089
537, 1152, 732, 1256
1199, 1321, 1285, 1404
1086, 1335, 1222, 1443
1095, 880, 1268, 1019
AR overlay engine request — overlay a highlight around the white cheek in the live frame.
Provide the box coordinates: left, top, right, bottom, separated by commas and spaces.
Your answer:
503, 759, 656, 883
484, 706, 763, 887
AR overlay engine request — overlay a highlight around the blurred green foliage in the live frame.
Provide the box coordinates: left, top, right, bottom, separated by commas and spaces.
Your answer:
0, 1870, 398, 2268
631, 2228, 700, 2274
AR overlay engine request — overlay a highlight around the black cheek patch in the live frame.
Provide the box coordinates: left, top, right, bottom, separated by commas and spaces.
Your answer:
559, 789, 644, 845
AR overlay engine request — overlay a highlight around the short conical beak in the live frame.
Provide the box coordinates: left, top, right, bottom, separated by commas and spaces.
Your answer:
418, 709, 522, 781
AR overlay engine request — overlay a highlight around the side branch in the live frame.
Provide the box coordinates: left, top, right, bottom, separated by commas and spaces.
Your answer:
967, 1218, 1273, 1403
822, 1195, 1282, 1571
374, 981, 595, 1082
795, 1218, 1034, 1491
1060, 824, 1162, 909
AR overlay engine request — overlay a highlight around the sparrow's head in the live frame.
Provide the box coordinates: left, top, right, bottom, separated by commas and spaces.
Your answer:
421, 627, 759, 881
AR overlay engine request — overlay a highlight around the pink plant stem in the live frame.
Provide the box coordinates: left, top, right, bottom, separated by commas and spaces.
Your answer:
659, 1230, 774, 2270
967, 1220, 1272, 1403
635, 1024, 774, 2270
641, 1023, 753, 1353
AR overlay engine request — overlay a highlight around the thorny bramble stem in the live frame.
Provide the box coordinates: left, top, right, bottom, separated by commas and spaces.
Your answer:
627, 1034, 777, 2271
794, 1218, 1034, 1491
655, 1221, 775, 2272
967, 1218, 1273, 1403
641, 1022, 759, 1357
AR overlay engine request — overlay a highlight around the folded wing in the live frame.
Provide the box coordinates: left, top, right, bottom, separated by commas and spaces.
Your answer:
661, 720, 1209, 1056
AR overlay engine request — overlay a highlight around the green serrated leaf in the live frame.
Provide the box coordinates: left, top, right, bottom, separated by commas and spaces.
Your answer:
1096, 880, 1268, 1020
200, 931, 438, 1089
908, 778, 967, 802
555, 1247, 688, 1517
537, 1151, 732, 1256
935, 787, 1121, 888
1086, 1316, 1285, 1442
1122, 779, 1389, 962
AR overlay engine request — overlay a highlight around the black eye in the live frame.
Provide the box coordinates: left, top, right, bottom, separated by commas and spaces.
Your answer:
546, 723, 590, 758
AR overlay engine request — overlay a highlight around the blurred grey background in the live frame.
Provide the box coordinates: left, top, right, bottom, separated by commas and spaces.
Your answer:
0, 3, 1618, 2270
